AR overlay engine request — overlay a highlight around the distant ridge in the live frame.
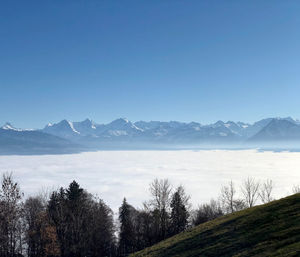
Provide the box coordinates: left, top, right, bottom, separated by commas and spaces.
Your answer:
0, 127, 81, 155
1, 117, 300, 154
249, 119, 300, 141
39, 117, 300, 146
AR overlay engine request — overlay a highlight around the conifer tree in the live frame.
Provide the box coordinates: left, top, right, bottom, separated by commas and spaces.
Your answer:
170, 186, 189, 235
118, 198, 136, 256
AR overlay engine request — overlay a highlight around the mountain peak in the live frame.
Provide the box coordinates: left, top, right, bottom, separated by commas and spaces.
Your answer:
72, 119, 98, 133
81, 118, 97, 129
44, 119, 80, 135
105, 118, 143, 134
83, 118, 92, 123
108, 118, 130, 126
114, 118, 129, 123
4, 117, 300, 151
60, 119, 70, 125
213, 120, 225, 126
1, 122, 23, 131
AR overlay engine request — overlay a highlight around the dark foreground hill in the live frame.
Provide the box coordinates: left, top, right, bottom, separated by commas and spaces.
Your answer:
131, 194, 300, 257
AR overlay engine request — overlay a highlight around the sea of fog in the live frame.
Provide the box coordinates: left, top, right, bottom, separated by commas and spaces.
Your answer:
0, 150, 299, 212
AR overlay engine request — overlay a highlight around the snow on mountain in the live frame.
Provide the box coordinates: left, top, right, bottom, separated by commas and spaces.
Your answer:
134, 121, 162, 130
102, 118, 143, 137
1, 122, 34, 132
68, 121, 80, 134
211, 120, 225, 128
135, 121, 195, 141
3, 117, 300, 153
40, 117, 300, 144
43, 119, 80, 138
0, 124, 80, 155
224, 121, 249, 133
106, 118, 139, 130
72, 119, 101, 136
1, 122, 23, 131
42, 118, 143, 139
188, 122, 202, 131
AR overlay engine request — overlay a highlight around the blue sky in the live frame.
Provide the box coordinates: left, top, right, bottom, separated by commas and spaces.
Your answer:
1, 1, 300, 128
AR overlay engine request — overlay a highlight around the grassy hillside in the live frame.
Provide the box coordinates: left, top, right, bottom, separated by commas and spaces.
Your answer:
131, 194, 300, 257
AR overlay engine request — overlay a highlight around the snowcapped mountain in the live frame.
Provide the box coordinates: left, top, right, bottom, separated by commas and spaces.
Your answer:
222, 121, 250, 136
2, 117, 300, 154
102, 118, 143, 137
43, 118, 143, 139
1, 122, 33, 132
41, 117, 300, 144
73, 119, 101, 136
0, 123, 80, 155
43, 119, 81, 139
136, 121, 187, 139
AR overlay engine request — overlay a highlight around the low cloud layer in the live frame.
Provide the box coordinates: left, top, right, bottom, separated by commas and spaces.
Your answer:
0, 150, 299, 212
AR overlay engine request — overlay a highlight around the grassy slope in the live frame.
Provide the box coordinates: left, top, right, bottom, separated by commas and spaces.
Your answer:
131, 194, 300, 257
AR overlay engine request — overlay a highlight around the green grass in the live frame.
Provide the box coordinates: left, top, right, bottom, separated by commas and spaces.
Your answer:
131, 194, 300, 257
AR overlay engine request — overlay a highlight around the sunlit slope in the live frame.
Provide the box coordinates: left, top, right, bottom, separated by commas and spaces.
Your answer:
131, 194, 300, 257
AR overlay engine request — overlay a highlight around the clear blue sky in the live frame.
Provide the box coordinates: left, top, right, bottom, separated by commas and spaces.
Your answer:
1, 1, 300, 128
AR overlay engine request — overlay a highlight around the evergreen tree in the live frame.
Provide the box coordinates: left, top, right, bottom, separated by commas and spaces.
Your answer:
65, 180, 87, 257
134, 208, 154, 250
89, 199, 116, 257
170, 186, 189, 235
48, 181, 116, 257
118, 198, 136, 256
48, 187, 67, 257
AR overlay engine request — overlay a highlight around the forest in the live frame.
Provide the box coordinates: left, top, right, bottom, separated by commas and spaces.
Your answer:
0, 173, 299, 257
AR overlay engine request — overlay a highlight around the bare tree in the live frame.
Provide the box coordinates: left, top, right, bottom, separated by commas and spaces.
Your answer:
292, 185, 300, 194
232, 199, 246, 211
149, 178, 172, 240
24, 196, 46, 257
0, 173, 24, 256
259, 179, 274, 203
241, 177, 260, 208
149, 179, 172, 211
220, 181, 236, 213
193, 199, 223, 226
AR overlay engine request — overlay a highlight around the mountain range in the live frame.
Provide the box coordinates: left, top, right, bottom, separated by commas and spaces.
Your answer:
1, 117, 300, 154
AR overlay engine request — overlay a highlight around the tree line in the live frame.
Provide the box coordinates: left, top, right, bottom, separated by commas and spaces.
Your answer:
0, 173, 299, 257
